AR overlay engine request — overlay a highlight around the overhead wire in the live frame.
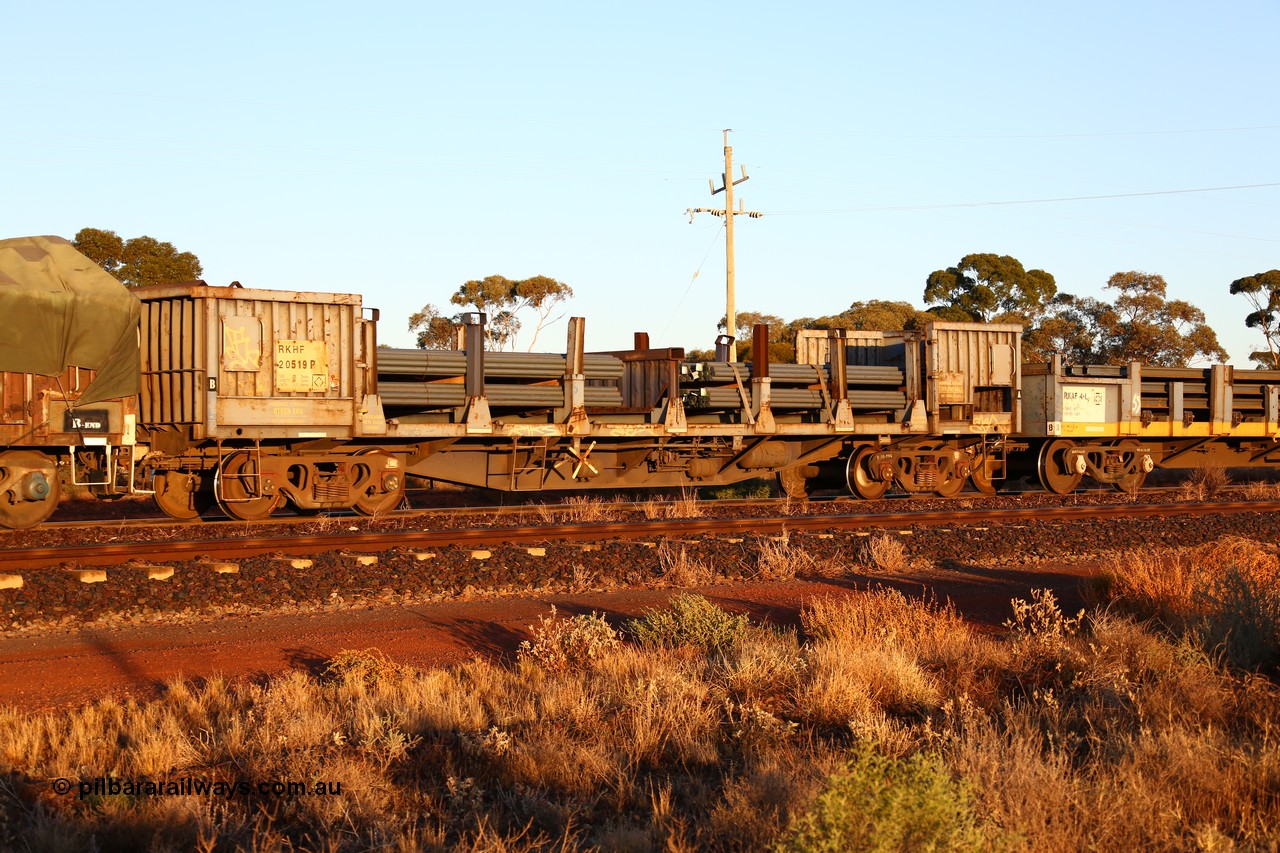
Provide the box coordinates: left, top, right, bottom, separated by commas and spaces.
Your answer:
659, 221, 724, 342
763, 182, 1280, 216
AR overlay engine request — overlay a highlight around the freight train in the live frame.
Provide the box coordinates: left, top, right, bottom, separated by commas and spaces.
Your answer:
3, 234, 1279, 529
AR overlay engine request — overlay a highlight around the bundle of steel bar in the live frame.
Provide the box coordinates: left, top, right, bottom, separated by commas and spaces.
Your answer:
377, 349, 624, 380
380, 384, 623, 409
680, 362, 903, 387
683, 387, 907, 411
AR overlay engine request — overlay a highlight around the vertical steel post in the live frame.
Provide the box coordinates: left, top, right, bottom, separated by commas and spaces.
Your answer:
827, 328, 854, 431
462, 312, 491, 433
829, 329, 848, 399
715, 335, 733, 363
565, 317, 588, 434
464, 313, 485, 399
750, 323, 775, 433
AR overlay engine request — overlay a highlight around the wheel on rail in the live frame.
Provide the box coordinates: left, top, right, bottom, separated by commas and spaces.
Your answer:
776, 465, 812, 500
933, 462, 967, 498
215, 450, 283, 521
152, 470, 215, 520
847, 446, 890, 500
1038, 439, 1083, 495
970, 453, 999, 495
0, 450, 61, 529
351, 449, 405, 516
1110, 440, 1150, 493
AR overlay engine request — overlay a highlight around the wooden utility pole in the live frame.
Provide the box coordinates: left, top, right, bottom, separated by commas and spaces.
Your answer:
688, 130, 761, 362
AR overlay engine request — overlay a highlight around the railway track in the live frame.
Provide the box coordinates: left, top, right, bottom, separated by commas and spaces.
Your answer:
5, 499, 1279, 571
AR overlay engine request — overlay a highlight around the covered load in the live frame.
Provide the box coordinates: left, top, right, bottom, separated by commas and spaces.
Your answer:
0, 235, 141, 404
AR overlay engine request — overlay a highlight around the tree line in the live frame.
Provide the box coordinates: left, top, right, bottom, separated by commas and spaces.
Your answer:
725, 253, 1280, 369
69, 227, 1280, 368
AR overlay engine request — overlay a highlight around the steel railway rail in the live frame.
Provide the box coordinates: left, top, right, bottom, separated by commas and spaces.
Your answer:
5, 499, 1279, 571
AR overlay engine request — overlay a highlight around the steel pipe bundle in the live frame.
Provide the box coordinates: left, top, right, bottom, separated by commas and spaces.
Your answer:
380, 384, 623, 409
683, 387, 906, 411
377, 349, 624, 380
680, 361, 903, 387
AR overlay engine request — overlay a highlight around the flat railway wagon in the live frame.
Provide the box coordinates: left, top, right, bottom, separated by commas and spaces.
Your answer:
7, 235, 1280, 529
131, 280, 1021, 520
0, 236, 140, 529
121, 284, 1280, 514
1018, 355, 1280, 494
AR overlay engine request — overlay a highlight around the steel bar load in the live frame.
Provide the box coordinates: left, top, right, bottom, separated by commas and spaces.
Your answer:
377, 349, 624, 380
683, 387, 907, 411
680, 362, 903, 387
380, 384, 623, 409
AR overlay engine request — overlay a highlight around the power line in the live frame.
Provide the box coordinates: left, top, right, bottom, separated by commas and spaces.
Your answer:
736, 124, 1280, 141
765, 182, 1280, 215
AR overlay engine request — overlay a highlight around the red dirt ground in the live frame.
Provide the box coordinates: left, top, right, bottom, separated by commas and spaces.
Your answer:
0, 561, 1099, 712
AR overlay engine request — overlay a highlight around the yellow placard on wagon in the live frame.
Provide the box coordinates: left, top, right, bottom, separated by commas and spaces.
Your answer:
274, 340, 328, 393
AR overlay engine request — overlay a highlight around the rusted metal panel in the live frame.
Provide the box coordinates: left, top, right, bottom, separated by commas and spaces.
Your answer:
924, 322, 1022, 432
795, 330, 907, 368
590, 347, 684, 411
136, 283, 369, 439
0, 372, 27, 425
216, 398, 356, 437
0, 367, 134, 446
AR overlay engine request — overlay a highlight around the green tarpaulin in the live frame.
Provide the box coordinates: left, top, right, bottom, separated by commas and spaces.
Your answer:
0, 235, 140, 405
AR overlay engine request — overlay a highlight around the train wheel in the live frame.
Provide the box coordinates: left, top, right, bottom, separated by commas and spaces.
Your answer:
215, 451, 283, 521
847, 446, 890, 500
934, 462, 967, 498
351, 450, 405, 516
776, 466, 812, 500
970, 454, 999, 495
152, 471, 214, 520
1038, 439, 1083, 495
1111, 440, 1150, 493
0, 450, 61, 529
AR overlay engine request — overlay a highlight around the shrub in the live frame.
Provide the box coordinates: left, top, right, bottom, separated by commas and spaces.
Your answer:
773, 743, 995, 852
1194, 563, 1280, 670
518, 607, 621, 672
628, 593, 749, 653
1104, 537, 1280, 670
322, 648, 410, 687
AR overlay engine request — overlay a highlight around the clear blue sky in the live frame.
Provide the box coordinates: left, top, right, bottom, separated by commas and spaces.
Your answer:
4, 1, 1277, 363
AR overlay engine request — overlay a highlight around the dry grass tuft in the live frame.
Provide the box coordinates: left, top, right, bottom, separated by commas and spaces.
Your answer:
754, 531, 818, 580
537, 495, 610, 524
1179, 465, 1232, 501
1240, 478, 1280, 501
669, 486, 703, 519
795, 590, 987, 724
640, 487, 704, 521
655, 542, 717, 587
859, 531, 913, 573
